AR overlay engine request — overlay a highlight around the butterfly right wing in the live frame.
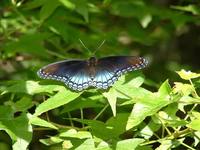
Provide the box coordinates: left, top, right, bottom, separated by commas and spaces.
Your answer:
37, 60, 92, 91
92, 56, 148, 89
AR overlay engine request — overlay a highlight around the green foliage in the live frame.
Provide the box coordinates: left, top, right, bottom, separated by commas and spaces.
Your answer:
0, 0, 200, 149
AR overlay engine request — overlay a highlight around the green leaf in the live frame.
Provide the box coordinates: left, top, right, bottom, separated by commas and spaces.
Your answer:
0, 111, 32, 150
173, 82, 193, 96
14, 96, 33, 112
60, 95, 104, 114
116, 138, 144, 150
59, 129, 92, 139
74, 0, 89, 22
188, 111, 200, 131
40, 137, 63, 146
106, 113, 129, 137
156, 139, 172, 150
126, 93, 171, 130
59, 0, 75, 10
96, 141, 111, 150
73, 119, 117, 140
171, 5, 200, 15
140, 14, 152, 28
40, 0, 61, 21
34, 88, 81, 116
23, 0, 47, 9
103, 88, 117, 117
176, 69, 200, 80
29, 115, 58, 129
75, 139, 95, 150
158, 79, 171, 97
4, 33, 50, 58
2, 80, 63, 95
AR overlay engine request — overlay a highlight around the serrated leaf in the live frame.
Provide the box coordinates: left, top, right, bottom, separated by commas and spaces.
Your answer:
34, 88, 81, 116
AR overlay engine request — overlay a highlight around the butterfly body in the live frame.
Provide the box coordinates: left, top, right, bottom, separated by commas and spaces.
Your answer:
37, 56, 148, 91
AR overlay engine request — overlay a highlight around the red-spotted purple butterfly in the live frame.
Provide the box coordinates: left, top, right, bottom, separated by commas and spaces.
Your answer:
37, 56, 148, 91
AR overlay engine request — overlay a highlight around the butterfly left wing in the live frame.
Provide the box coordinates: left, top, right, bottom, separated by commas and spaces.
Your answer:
37, 60, 92, 91
92, 56, 148, 89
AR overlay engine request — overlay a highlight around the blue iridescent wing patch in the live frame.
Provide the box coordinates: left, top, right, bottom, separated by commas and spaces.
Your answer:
37, 56, 148, 91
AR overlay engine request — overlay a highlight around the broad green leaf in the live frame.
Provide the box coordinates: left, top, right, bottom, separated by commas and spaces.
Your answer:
62, 140, 73, 149
188, 111, 200, 131
116, 138, 144, 150
59, 129, 92, 139
0, 112, 32, 150
2, 80, 63, 95
176, 69, 200, 80
29, 115, 58, 129
75, 139, 95, 150
106, 113, 129, 137
126, 93, 170, 130
114, 84, 152, 102
158, 79, 171, 97
60, 95, 104, 114
173, 82, 193, 96
115, 72, 145, 88
40, 0, 60, 21
103, 88, 117, 117
156, 139, 172, 150
73, 119, 117, 140
140, 120, 160, 139
34, 88, 81, 116
14, 96, 33, 112
96, 141, 111, 150
179, 96, 200, 104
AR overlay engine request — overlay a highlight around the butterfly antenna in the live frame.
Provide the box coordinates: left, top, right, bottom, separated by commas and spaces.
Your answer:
92, 39, 106, 55
79, 39, 92, 55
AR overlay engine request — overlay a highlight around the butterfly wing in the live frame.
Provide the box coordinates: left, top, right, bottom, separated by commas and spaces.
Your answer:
92, 56, 148, 89
37, 60, 92, 91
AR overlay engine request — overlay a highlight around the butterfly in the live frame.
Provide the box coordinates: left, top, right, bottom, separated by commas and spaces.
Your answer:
37, 56, 148, 91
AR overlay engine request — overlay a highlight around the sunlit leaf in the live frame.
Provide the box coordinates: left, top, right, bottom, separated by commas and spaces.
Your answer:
29, 114, 58, 129
34, 88, 81, 116
176, 69, 200, 80
116, 138, 144, 150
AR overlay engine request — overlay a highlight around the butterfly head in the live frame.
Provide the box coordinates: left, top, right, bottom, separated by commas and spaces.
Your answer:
88, 57, 97, 67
